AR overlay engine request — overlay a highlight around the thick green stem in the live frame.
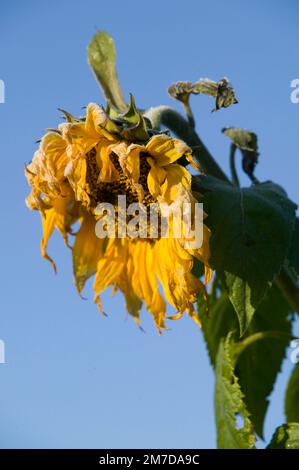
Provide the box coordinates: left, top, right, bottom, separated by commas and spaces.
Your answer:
182, 99, 195, 129
275, 268, 299, 314
144, 106, 230, 182
229, 144, 240, 187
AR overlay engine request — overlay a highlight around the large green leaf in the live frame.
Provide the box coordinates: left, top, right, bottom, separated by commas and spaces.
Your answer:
88, 31, 127, 112
215, 334, 256, 449
285, 364, 299, 422
236, 286, 292, 438
198, 289, 238, 366
195, 176, 297, 334
199, 282, 292, 438
267, 423, 299, 449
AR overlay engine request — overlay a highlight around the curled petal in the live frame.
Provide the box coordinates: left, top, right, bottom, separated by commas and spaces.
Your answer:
146, 134, 191, 166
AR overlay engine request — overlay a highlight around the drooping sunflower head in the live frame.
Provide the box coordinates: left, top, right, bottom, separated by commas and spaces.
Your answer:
25, 99, 212, 332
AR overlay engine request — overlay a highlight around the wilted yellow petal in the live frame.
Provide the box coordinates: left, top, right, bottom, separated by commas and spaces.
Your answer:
25, 132, 69, 201
72, 212, 103, 294
60, 103, 117, 162
40, 194, 77, 271
114, 254, 142, 324
40, 207, 57, 272
153, 237, 205, 326
147, 158, 167, 199
146, 134, 191, 166
130, 240, 166, 331
64, 157, 90, 207
119, 144, 142, 183
96, 141, 120, 183
93, 238, 128, 311
159, 164, 192, 204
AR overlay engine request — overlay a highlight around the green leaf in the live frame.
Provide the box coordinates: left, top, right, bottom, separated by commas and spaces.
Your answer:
196, 175, 297, 334
215, 334, 256, 449
199, 290, 238, 366
267, 423, 299, 449
236, 286, 292, 438
285, 364, 299, 422
288, 218, 299, 276
225, 274, 259, 334
88, 31, 127, 112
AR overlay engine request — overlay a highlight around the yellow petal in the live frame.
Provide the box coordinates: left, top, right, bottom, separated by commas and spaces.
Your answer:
40, 195, 78, 272
72, 212, 103, 294
120, 144, 142, 183
147, 158, 167, 199
25, 132, 69, 200
114, 254, 142, 323
130, 240, 166, 331
93, 238, 128, 311
159, 164, 192, 204
39, 132, 69, 185
96, 141, 120, 183
40, 207, 57, 272
60, 103, 116, 161
117, 144, 146, 201
146, 134, 191, 166
154, 238, 201, 322
85, 103, 107, 135
65, 157, 90, 206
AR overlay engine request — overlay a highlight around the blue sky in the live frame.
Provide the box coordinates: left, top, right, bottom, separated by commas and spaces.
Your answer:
0, 0, 298, 449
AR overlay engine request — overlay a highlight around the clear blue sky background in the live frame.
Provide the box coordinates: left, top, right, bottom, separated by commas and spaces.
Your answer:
0, 0, 298, 449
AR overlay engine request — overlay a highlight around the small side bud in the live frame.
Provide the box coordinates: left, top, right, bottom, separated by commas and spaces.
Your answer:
223, 127, 259, 182
168, 77, 238, 112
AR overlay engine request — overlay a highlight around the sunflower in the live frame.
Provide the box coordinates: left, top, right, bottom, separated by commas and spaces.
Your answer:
25, 101, 212, 332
